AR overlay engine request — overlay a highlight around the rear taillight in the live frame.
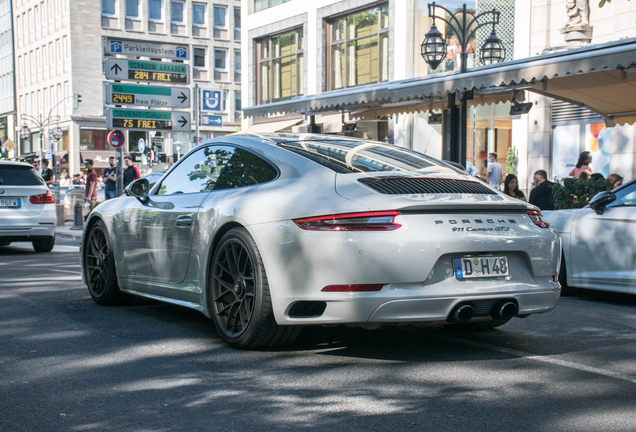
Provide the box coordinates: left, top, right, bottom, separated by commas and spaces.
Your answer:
294, 211, 401, 231
322, 284, 385, 292
30, 190, 55, 204
526, 209, 549, 228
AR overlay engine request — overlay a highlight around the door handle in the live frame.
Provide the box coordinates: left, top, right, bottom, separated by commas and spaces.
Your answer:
175, 216, 193, 228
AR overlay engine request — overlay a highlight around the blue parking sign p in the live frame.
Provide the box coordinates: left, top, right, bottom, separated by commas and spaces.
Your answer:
110, 40, 122, 53
176, 46, 188, 58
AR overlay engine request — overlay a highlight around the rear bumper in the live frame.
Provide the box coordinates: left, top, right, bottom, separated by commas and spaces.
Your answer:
0, 226, 56, 240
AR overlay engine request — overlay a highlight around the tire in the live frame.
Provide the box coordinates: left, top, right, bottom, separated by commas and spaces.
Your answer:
559, 252, 579, 297
84, 220, 133, 306
209, 227, 302, 349
32, 236, 55, 252
446, 318, 512, 331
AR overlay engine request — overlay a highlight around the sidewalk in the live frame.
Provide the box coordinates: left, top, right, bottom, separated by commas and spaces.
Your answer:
56, 221, 84, 240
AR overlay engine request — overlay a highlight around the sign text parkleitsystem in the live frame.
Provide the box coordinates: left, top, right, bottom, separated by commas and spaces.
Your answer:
106, 39, 189, 60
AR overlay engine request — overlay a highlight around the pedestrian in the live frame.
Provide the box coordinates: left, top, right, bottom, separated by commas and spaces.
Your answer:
71, 173, 82, 185
569, 151, 593, 178
32, 160, 41, 175
84, 159, 98, 214
503, 174, 527, 202
465, 160, 479, 177
60, 170, 69, 186
529, 169, 555, 211
485, 152, 503, 190
103, 156, 117, 199
123, 155, 140, 188
40, 159, 55, 185
608, 173, 623, 189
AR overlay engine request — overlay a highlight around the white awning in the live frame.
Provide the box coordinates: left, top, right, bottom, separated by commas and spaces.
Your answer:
242, 38, 636, 127
244, 118, 303, 133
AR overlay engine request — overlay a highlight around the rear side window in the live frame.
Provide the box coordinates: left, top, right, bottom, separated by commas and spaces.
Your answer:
277, 139, 437, 173
0, 165, 45, 186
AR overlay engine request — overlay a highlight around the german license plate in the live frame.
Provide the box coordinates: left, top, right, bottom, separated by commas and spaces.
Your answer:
0, 198, 20, 208
454, 256, 509, 279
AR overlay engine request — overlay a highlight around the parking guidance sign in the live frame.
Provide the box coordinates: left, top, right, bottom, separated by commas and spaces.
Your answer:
106, 39, 189, 60
105, 58, 190, 84
106, 108, 191, 132
107, 83, 191, 108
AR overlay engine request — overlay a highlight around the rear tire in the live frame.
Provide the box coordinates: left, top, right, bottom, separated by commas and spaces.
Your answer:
209, 227, 302, 349
559, 253, 579, 297
32, 236, 55, 252
446, 318, 512, 331
84, 220, 133, 306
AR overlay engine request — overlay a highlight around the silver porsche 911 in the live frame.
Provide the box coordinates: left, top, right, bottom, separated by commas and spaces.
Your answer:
81, 134, 561, 349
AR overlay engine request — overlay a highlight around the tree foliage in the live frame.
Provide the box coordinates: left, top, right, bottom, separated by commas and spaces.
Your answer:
599, 0, 631, 7
550, 177, 611, 209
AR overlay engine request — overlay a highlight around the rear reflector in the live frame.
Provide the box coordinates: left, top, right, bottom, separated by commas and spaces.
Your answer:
38, 222, 55, 225
30, 190, 55, 204
526, 209, 549, 228
322, 284, 384, 292
294, 211, 401, 231
552, 275, 559, 282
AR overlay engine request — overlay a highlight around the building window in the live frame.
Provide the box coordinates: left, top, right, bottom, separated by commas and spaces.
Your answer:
126, 0, 139, 17
235, 91, 241, 111
328, 4, 389, 90
234, 49, 241, 82
213, 5, 226, 28
254, 0, 291, 13
257, 27, 304, 104
214, 48, 226, 70
193, 3, 206, 25
193, 47, 207, 80
194, 47, 206, 67
171, 1, 183, 23
102, 0, 116, 15
222, 90, 228, 111
233, 7, 240, 40
148, 0, 162, 20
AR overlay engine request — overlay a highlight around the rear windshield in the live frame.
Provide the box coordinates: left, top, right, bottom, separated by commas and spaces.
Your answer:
0, 165, 45, 186
276, 139, 438, 173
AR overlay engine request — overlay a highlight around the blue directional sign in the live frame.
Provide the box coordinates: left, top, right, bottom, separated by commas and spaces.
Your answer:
201, 115, 223, 127
201, 90, 222, 111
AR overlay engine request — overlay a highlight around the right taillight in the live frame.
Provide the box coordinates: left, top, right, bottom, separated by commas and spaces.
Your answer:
294, 211, 401, 231
526, 209, 549, 228
30, 190, 55, 204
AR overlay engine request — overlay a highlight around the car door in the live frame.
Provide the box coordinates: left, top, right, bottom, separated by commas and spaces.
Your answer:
121, 145, 235, 285
570, 182, 636, 288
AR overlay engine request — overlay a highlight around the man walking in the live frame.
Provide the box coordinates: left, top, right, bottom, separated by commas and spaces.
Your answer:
485, 152, 503, 190
103, 156, 117, 200
123, 155, 140, 188
84, 159, 98, 214
40, 159, 55, 186
529, 170, 555, 210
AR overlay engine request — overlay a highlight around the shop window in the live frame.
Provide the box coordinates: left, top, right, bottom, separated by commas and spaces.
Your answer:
327, 4, 389, 90
257, 27, 303, 104
80, 130, 107, 151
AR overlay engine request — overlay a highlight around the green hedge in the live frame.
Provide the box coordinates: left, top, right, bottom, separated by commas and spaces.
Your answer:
550, 177, 611, 210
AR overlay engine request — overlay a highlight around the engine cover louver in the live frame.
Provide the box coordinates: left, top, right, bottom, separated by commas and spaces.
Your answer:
359, 177, 498, 195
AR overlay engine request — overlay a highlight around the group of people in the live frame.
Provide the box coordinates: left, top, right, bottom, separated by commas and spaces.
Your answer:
31, 155, 142, 214
467, 150, 625, 211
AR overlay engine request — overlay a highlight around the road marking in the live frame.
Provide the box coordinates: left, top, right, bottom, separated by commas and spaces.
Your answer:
50, 269, 82, 275
437, 334, 636, 385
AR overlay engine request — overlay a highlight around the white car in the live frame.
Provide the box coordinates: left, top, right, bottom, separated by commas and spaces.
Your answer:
81, 134, 561, 349
543, 178, 636, 295
0, 161, 57, 252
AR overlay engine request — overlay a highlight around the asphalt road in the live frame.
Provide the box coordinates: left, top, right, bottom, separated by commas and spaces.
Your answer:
2, 238, 636, 432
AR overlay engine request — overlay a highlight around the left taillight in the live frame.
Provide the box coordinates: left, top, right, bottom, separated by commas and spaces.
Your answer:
526, 209, 549, 228
294, 211, 402, 231
30, 190, 55, 204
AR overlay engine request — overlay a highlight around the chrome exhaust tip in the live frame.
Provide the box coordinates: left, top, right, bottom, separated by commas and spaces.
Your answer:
451, 305, 475, 323
494, 302, 518, 319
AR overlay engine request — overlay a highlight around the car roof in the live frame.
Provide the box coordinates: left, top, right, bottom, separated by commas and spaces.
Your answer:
0, 160, 35, 168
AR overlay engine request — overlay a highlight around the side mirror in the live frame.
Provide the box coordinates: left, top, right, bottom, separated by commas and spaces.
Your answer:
127, 178, 150, 203
589, 191, 616, 214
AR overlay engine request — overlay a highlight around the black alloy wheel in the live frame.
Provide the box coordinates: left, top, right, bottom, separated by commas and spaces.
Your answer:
84, 220, 132, 306
212, 237, 256, 339
209, 227, 302, 349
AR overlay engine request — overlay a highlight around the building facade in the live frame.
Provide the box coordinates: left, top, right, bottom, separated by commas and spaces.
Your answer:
242, 0, 636, 193
13, 0, 241, 176
0, 0, 15, 154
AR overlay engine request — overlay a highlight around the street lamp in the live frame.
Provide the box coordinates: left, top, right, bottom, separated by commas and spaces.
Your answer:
19, 123, 31, 141
50, 125, 63, 142
421, 2, 505, 166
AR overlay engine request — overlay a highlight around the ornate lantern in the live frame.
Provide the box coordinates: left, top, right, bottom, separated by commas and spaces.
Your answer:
421, 25, 447, 70
480, 30, 506, 65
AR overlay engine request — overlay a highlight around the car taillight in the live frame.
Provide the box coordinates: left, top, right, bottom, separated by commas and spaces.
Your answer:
322, 284, 385, 292
526, 209, 549, 228
294, 211, 401, 231
30, 190, 55, 204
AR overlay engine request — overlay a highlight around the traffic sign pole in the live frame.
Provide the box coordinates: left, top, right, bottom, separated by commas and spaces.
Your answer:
108, 130, 126, 197
194, 83, 199, 146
